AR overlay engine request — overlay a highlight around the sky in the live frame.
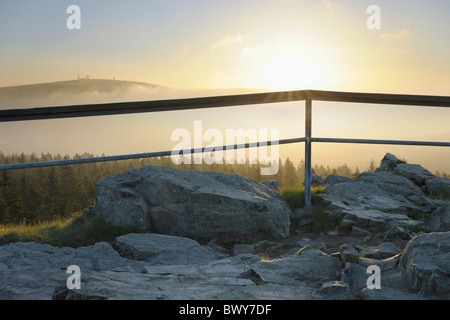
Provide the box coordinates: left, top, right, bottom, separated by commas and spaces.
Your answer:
0, 0, 449, 173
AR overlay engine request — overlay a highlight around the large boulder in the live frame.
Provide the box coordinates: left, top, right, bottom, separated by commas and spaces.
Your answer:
88, 165, 292, 243
399, 232, 450, 297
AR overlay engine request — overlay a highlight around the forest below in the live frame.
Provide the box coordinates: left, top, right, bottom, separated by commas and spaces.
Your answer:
1, 151, 448, 225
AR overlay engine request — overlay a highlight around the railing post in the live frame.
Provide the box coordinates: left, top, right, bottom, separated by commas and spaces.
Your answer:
304, 98, 312, 208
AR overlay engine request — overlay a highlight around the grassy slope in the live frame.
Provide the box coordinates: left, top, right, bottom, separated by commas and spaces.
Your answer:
0, 212, 139, 247
0, 186, 323, 247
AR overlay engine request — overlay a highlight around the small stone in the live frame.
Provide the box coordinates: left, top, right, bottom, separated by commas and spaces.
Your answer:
340, 244, 359, 263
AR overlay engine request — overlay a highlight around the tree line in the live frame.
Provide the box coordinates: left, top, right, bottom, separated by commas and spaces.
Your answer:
0, 151, 447, 225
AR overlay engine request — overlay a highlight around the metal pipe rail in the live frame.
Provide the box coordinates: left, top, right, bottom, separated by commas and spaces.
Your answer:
1, 89, 449, 207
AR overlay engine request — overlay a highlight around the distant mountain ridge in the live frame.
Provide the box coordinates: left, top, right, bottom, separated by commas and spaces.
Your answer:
0, 78, 162, 100
0, 79, 265, 109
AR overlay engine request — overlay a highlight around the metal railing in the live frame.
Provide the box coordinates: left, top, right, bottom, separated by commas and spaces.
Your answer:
1, 89, 449, 207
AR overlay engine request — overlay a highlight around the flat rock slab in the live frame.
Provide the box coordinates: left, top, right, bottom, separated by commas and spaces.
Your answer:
113, 233, 222, 265
0, 241, 146, 300
360, 242, 400, 259
356, 171, 425, 198
321, 181, 421, 213
339, 209, 420, 234
393, 163, 435, 186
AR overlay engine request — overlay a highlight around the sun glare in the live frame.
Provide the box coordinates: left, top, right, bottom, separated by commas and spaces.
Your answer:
258, 52, 325, 91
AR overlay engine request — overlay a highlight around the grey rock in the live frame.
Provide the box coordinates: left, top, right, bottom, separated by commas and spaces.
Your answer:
393, 163, 435, 186
0, 241, 146, 300
375, 153, 436, 187
424, 206, 450, 232
113, 233, 221, 265
320, 181, 423, 214
351, 226, 371, 237
147, 206, 180, 235
340, 244, 359, 263
206, 240, 228, 254
360, 242, 400, 259
375, 153, 399, 172
339, 209, 421, 235
358, 254, 400, 272
320, 179, 425, 236
233, 243, 257, 256
425, 177, 450, 199
383, 226, 413, 244
320, 174, 354, 187
254, 249, 341, 285
312, 281, 355, 300
356, 171, 425, 198
342, 253, 416, 299
311, 173, 324, 186
341, 262, 368, 297
90, 165, 292, 243
399, 231, 450, 297
261, 180, 280, 192
360, 287, 430, 300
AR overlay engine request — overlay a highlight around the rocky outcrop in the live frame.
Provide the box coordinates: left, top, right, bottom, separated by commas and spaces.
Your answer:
88, 165, 293, 243
1, 231, 448, 300
1, 153, 449, 300
316, 154, 449, 242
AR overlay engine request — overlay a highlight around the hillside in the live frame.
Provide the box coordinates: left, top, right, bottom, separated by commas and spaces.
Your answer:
0, 78, 265, 109
0, 78, 161, 98
0, 78, 168, 109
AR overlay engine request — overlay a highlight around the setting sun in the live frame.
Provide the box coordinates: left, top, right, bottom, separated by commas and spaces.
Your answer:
258, 52, 323, 90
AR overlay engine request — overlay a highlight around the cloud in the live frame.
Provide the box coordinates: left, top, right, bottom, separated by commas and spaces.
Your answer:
240, 44, 265, 59
209, 34, 248, 53
381, 28, 411, 40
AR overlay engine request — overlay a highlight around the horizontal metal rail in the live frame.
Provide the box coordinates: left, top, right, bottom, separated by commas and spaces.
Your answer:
1, 90, 449, 122
0, 137, 305, 171
1, 89, 449, 207
312, 137, 450, 147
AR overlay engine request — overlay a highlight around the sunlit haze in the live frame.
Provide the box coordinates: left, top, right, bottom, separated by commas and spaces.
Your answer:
0, 0, 449, 174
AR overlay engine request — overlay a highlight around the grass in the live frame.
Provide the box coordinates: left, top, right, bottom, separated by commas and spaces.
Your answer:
428, 188, 450, 201
0, 212, 139, 248
396, 158, 408, 164
281, 186, 340, 233
281, 185, 324, 211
